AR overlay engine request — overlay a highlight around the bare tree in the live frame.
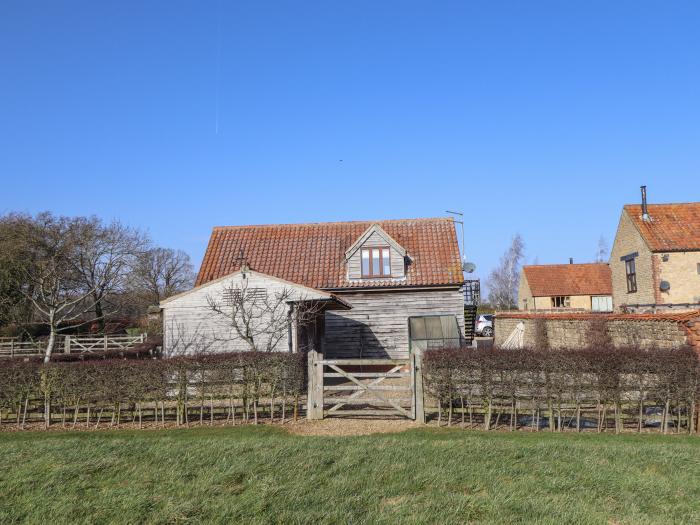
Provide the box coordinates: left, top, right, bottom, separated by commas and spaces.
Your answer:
4, 213, 109, 362
132, 247, 195, 305
206, 278, 323, 352
595, 235, 609, 263
487, 234, 525, 310
73, 217, 147, 330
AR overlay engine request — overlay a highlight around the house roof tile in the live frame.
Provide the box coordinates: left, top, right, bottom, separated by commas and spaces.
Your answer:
523, 263, 612, 297
195, 218, 463, 290
625, 203, 700, 252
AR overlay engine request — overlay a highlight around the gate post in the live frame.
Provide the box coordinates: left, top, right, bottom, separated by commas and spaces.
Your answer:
307, 350, 324, 420
413, 352, 426, 424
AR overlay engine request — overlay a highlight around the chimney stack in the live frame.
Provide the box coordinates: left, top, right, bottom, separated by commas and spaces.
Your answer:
569, 257, 574, 264
641, 185, 650, 221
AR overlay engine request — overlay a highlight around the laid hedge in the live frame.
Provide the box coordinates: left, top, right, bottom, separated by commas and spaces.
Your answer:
424, 346, 700, 433
0, 352, 305, 429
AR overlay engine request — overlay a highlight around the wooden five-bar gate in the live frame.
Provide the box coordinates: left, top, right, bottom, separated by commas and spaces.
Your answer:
307, 351, 425, 422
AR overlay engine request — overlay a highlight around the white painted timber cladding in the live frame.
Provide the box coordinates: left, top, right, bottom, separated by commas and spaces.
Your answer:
160, 272, 327, 355
325, 288, 464, 359
346, 231, 406, 281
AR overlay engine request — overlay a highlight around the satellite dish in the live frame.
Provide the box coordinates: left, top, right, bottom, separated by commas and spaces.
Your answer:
659, 280, 671, 292
462, 262, 476, 273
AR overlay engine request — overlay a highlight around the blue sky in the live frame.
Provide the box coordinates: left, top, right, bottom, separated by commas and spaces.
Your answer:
2, 1, 699, 283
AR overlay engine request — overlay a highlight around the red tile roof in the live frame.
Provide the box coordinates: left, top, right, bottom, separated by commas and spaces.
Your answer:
625, 203, 700, 252
522, 263, 612, 297
195, 218, 463, 290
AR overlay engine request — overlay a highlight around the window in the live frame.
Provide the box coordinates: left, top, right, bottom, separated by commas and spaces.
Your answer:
697, 263, 700, 275
551, 296, 571, 308
409, 315, 461, 352
361, 247, 391, 278
625, 258, 637, 293
591, 296, 613, 312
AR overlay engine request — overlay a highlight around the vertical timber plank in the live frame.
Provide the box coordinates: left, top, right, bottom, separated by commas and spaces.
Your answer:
307, 350, 316, 420
307, 349, 324, 420
313, 350, 324, 419
414, 351, 425, 424
410, 353, 416, 420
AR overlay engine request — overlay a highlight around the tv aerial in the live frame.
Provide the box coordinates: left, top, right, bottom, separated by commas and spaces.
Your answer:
445, 210, 476, 274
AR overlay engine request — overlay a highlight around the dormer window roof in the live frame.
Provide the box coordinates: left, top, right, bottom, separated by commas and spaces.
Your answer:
344, 224, 407, 261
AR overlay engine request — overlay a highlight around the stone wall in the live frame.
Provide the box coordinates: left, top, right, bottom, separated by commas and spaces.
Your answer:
610, 210, 656, 307
494, 311, 700, 352
655, 251, 700, 305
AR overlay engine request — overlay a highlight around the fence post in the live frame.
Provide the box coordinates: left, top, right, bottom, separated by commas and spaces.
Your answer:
10, 340, 14, 358
104, 335, 108, 351
64, 336, 71, 354
414, 351, 425, 424
307, 350, 324, 420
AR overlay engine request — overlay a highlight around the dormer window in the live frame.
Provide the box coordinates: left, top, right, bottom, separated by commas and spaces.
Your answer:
361, 247, 391, 278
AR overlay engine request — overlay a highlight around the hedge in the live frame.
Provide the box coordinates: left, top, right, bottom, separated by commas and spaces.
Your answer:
423, 346, 700, 433
0, 352, 305, 429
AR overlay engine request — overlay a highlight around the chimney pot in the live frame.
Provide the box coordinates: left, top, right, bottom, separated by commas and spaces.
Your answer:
569, 257, 574, 264
641, 185, 650, 221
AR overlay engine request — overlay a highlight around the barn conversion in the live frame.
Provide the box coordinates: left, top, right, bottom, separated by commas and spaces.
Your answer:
518, 262, 613, 312
160, 218, 465, 358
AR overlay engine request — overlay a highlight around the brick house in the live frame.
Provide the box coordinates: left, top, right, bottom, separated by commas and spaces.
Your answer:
610, 189, 700, 311
160, 218, 465, 358
518, 262, 613, 312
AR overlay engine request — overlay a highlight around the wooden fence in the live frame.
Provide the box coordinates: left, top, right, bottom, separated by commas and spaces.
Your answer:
0, 334, 147, 358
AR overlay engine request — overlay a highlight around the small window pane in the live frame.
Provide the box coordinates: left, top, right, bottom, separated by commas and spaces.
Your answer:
382, 248, 391, 275
361, 249, 370, 276
372, 248, 381, 276
441, 316, 459, 338
410, 317, 426, 340
425, 317, 443, 339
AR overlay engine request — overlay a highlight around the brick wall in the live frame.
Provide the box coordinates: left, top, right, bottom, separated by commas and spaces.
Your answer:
494, 311, 700, 352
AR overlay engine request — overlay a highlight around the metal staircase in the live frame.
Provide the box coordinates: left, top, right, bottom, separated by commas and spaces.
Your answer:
463, 280, 480, 344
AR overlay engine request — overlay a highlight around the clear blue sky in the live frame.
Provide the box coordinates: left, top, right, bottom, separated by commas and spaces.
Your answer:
2, 1, 699, 283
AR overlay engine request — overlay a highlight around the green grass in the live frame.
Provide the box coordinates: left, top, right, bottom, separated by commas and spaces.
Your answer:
1, 426, 699, 524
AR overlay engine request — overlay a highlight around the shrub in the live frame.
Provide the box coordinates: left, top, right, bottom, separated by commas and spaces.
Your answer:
423, 345, 700, 433
0, 351, 305, 429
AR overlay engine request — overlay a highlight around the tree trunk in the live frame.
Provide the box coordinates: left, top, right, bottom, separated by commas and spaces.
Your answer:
44, 325, 56, 364
576, 403, 581, 432
93, 293, 105, 333
548, 399, 555, 432
21, 397, 29, 430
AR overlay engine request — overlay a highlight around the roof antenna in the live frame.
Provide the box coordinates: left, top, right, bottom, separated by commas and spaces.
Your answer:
446, 210, 476, 274
641, 185, 650, 222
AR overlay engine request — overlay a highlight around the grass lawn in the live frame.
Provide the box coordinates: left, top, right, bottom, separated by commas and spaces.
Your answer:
1, 426, 699, 524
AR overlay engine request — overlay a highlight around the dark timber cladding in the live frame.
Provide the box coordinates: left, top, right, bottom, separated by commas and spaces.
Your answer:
325, 289, 464, 359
